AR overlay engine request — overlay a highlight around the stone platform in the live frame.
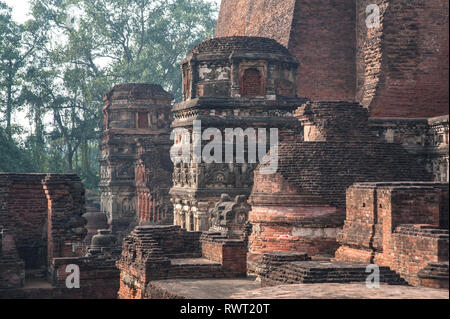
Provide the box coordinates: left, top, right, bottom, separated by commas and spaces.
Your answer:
145, 278, 448, 299
231, 283, 450, 299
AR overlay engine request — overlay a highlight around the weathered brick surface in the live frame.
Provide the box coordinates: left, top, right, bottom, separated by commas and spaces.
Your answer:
172, 36, 305, 232
418, 262, 449, 289
216, 0, 357, 102
217, 0, 449, 117
0, 173, 120, 298
336, 182, 449, 287
357, 0, 449, 118
0, 230, 25, 289
369, 116, 449, 183
296, 101, 376, 142
100, 83, 173, 239
43, 174, 87, 267
259, 257, 406, 287
201, 232, 247, 275
116, 226, 248, 299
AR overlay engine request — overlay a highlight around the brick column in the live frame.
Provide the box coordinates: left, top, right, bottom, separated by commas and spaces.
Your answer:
43, 174, 87, 267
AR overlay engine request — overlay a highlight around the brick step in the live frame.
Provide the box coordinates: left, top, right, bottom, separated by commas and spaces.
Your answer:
418, 262, 449, 280
261, 261, 408, 286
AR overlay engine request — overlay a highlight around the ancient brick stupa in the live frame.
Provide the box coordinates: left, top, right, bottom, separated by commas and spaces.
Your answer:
248, 101, 434, 269
100, 84, 174, 239
170, 36, 306, 232
216, 0, 449, 118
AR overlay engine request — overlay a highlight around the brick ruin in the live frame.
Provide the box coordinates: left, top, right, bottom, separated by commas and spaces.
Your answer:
170, 36, 305, 232
0, 173, 119, 298
248, 102, 433, 268
100, 84, 174, 239
335, 182, 449, 288
368, 116, 449, 182
1, 0, 449, 300
116, 225, 247, 299
216, 0, 449, 118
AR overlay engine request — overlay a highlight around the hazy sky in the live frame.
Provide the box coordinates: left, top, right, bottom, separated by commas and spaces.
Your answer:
4, 0, 221, 23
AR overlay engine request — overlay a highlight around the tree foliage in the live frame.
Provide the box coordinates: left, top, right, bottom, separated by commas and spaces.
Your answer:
0, 0, 218, 189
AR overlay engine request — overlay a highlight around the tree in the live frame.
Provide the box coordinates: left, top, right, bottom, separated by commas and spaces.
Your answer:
0, 1, 45, 137
1, 0, 218, 190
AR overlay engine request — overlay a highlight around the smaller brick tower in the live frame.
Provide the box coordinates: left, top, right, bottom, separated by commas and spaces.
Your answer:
100, 84, 173, 239
170, 36, 306, 232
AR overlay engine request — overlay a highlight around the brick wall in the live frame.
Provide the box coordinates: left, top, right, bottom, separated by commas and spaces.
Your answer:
216, 0, 449, 117
51, 256, 120, 299
117, 226, 248, 299
43, 175, 87, 267
0, 174, 48, 270
357, 0, 449, 117
215, 0, 297, 47
336, 182, 449, 286
201, 233, 247, 276
368, 116, 449, 183
0, 173, 124, 298
0, 230, 25, 289
216, 0, 357, 102
288, 0, 356, 101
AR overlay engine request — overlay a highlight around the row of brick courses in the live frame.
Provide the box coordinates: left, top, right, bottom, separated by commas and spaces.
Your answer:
51, 256, 120, 299
215, 0, 296, 47
288, 0, 356, 101
217, 0, 448, 118
368, 116, 449, 183
336, 182, 449, 287
215, 0, 357, 102
43, 174, 87, 267
0, 174, 48, 270
296, 101, 376, 142
357, 0, 449, 117
418, 262, 449, 289
266, 142, 432, 209
0, 230, 25, 288
201, 232, 247, 276
259, 259, 406, 287
117, 226, 248, 298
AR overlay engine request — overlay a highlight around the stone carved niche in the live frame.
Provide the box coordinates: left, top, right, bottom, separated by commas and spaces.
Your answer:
238, 61, 267, 98
209, 194, 251, 239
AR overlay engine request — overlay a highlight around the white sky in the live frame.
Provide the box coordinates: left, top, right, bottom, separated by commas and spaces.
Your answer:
4, 0, 221, 23
3, 0, 31, 23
